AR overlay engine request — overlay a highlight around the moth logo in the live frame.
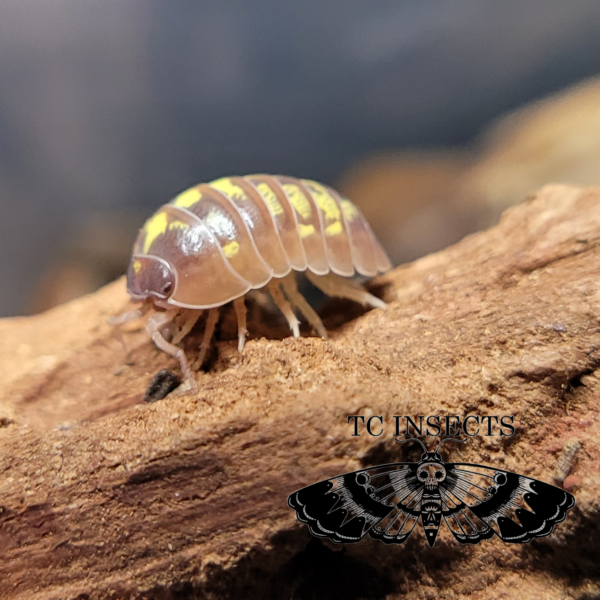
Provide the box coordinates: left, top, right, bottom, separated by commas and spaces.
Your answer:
288, 437, 575, 547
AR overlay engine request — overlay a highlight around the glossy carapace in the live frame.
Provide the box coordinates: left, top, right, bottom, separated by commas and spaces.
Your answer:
118, 174, 392, 391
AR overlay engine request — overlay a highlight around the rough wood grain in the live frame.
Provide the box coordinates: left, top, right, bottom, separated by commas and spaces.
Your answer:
0, 184, 599, 599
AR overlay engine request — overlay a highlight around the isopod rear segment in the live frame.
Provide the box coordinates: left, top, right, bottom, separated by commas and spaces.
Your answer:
119, 174, 392, 390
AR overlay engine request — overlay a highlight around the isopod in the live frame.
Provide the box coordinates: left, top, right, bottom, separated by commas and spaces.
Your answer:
115, 174, 392, 389
553, 438, 582, 485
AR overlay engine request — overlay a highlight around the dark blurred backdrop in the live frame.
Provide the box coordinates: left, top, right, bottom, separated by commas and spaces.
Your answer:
2, 1, 600, 316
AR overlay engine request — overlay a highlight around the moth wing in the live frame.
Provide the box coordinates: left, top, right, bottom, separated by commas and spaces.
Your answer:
439, 463, 575, 544
288, 463, 423, 544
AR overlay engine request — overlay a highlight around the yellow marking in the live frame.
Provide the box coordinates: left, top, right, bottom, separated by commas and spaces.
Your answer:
298, 223, 315, 238
303, 180, 340, 221
283, 184, 312, 220
257, 182, 284, 216
210, 178, 247, 200
222, 240, 240, 257
172, 187, 202, 208
133, 259, 142, 274
325, 221, 343, 236
340, 199, 359, 221
142, 211, 168, 253
168, 219, 189, 231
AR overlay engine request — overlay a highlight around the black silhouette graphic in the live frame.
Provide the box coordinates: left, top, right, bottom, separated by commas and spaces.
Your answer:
288, 438, 576, 547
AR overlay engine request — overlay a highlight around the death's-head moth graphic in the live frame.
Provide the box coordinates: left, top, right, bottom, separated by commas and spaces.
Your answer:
288, 437, 575, 547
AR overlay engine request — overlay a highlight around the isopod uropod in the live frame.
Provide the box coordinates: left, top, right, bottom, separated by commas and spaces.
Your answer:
115, 174, 392, 389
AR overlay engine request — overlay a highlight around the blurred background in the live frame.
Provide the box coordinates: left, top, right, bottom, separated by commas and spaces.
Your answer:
2, 1, 600, 316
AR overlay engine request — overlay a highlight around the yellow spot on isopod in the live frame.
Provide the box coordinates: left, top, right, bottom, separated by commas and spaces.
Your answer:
142, 211, 168, 253
222, 240, 240, 257
133, 260, 142, 273
303, 180, 340, 221
325, 221, 343, 236
210, 178, 247, 201
257, 183, 284, 216
168, 220, 189, 231
172, 187, 202, 208
283, 184, 312, 220
298, 223, 315, 238
340, 199, 359, 221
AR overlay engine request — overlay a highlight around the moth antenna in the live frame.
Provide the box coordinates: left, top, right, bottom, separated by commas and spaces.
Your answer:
435, 437, 468, 453
394, 436, 428, 453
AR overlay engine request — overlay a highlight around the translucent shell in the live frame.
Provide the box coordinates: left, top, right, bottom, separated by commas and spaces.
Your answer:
130, 174, 392, 308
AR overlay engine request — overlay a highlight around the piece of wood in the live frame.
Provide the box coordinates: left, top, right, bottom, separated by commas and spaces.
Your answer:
0, 184, 599, 599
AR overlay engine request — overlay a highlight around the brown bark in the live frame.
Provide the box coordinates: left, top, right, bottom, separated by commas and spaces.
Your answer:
0, 184, 599, 599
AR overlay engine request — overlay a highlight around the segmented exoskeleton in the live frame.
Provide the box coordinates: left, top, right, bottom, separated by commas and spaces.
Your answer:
115, 174, 392, 391
553, 438, 582, 485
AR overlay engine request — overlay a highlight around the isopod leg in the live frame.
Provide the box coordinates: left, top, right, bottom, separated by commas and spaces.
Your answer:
267, 280, 300, 337
233, 297, 248, 351
107, 308, 145, 326
108, 307, 148, 360
172, 309, 203, 345
306, 272, 386, 309
280, 274, 328, 339
194, 307, 219, 370
146, 310, 196, 389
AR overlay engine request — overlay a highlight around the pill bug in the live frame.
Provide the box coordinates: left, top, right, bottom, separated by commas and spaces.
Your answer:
553, 438, 582, 485
114, 174, 392, 390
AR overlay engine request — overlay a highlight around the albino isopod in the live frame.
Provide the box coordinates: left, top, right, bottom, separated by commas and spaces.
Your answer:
115, 174, 392, 390
553, 438, 582, 485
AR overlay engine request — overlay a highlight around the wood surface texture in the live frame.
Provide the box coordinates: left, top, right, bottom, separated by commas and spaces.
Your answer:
0, 184, 598, 599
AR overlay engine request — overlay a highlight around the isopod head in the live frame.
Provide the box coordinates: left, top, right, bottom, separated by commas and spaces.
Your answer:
127, 255, 176, 303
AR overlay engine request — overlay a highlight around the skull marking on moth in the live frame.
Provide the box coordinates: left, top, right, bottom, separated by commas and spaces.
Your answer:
417, 462, 446, 490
